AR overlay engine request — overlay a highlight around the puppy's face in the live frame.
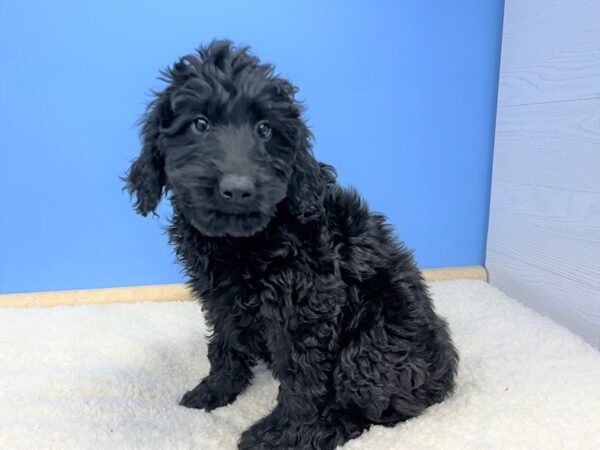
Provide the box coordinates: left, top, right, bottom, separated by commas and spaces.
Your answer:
125, 41, 322, 237
160, 65, 300, 237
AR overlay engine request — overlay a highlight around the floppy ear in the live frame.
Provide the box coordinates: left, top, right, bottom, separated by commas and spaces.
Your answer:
287, 123, 336, 223
123, 90, 172, 216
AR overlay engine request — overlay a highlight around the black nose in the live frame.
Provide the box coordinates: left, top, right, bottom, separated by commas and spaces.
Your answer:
219, 175, 256, 203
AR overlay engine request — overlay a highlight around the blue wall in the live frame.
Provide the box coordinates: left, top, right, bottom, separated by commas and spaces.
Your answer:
0, 0, 504, 294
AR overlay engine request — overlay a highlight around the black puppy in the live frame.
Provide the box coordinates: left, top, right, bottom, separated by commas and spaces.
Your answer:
125, 40, 458, 450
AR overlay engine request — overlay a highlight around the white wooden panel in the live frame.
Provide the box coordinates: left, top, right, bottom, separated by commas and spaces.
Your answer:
487, 250, 600, 348
487, 181, 600, 290
489, 181, 600, 242
493, 98, 600, 193
488, 0, 600, 349
498, 0, 600, 106
487, 179, 600, 349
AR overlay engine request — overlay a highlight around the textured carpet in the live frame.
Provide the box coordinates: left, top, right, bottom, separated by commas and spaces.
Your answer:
1, 280, 599, 449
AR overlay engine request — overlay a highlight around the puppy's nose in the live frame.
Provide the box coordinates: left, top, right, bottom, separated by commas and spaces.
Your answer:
219, 175, 256, 203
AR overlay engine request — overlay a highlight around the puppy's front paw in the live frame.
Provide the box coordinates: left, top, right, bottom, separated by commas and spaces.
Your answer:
239, 410, 350, 450
238, 409, 290, 450
179, 379, 237, 411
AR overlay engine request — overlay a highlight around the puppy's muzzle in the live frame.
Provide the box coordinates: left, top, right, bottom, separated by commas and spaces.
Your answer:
218, 174, 256, 204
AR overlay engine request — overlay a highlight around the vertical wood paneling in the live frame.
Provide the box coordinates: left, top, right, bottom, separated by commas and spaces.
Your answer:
498, 0, 600, 106
486, 251, 600, 348
493, 99, 600, 193
487, 0, 600, 348
488, 183, 600, 286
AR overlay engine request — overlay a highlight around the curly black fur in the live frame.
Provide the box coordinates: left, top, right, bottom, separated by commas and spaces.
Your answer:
124, 40, 458, 450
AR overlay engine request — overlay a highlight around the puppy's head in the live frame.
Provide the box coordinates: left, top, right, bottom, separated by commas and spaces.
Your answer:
124, 40, 332, 237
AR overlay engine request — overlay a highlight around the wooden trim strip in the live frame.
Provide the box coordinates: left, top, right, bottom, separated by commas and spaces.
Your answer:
0, 265, 487, 308
423, 265, 488, 282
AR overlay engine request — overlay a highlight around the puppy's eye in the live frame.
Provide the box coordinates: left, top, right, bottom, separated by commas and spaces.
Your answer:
256, 121, 272, 139
192, 116, 211, 133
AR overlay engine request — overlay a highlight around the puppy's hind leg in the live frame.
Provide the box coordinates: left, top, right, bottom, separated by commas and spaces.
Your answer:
180, 333, 255, 411
334, 321, 457, 426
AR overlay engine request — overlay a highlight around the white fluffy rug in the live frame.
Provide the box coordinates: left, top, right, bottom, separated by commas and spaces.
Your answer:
1, 280, 599, 450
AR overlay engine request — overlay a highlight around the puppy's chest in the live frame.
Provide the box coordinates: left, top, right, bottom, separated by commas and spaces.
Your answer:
194, 228, 346, 311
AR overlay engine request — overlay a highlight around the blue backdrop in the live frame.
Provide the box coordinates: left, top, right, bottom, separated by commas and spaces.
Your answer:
0, 0, 504, 294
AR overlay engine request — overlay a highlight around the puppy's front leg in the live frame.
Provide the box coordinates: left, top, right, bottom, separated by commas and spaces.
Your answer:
180, 331, 254, 411
238, 309, 343, 450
